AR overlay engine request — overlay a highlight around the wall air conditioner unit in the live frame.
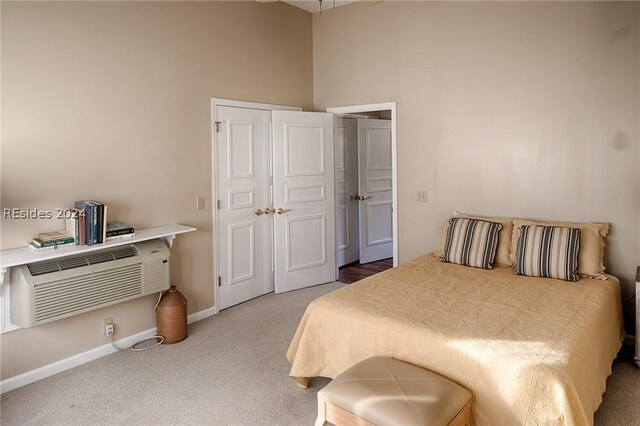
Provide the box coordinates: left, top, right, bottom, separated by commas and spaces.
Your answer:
10, 239, 170, 328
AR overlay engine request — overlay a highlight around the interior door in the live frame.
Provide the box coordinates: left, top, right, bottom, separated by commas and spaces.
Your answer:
335, 117, 359, 267
357, 118, 393, 264
272, 110, 336, 293
217, 106, 273, 310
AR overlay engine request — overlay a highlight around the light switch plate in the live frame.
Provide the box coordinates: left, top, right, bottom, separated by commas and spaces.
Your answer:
197, 196, 205, 210
416, 190, 427, 203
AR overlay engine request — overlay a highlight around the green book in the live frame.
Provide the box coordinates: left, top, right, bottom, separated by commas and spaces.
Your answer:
29, 241, 75, 252
32, 237, 75, 247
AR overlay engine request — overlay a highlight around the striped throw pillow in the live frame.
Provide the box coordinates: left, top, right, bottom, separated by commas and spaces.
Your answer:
443, 218, 503, 269
514, 225, 581, 282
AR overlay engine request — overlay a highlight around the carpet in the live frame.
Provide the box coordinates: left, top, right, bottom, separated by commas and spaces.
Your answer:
1, 281, 638, 425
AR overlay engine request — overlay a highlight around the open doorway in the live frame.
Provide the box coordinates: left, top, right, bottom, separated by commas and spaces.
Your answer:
327, 102, 398, 282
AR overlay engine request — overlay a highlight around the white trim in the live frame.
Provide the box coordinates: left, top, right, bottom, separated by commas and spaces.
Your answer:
187, 306, 216, 324
1, 324, 20, 334
0, 327, 157, 394
327, 102, 399, 267
211, 98, 301, 313
212, 98, 301, 112
0, 224, 196, 271
0, 305, 217, 394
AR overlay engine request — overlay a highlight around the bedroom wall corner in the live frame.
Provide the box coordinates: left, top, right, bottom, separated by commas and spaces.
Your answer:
312, 1, 640, 335
0, 1, 313, 381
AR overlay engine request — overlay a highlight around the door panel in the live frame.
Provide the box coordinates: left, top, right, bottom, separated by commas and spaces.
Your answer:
364, 128, 393, 170
358, 119, 393, 264
228, 122, 254, 178
336, 118, 359, 267
229, 222, 255, 283
273, 111, 336, 293
286, 184, 326, 203
285, 126, 325, 175
217, 106, 273, 310
366, 201, 393, 245
286, 214, 327, 270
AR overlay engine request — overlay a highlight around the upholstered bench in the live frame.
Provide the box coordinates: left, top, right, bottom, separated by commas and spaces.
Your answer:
316, 357, 472, 426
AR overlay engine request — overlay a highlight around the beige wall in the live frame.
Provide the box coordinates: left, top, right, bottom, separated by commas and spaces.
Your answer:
313, 1, 640, 331
2, 0, 639, 383
0, 1, 312, 380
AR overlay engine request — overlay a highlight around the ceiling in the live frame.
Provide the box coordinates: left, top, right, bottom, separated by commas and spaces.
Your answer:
281, 0, 359, 14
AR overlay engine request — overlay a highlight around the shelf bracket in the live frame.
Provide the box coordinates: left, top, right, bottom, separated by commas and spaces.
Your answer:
162, 234, 176, 249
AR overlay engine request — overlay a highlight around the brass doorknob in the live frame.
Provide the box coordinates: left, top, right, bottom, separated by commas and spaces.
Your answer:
255, 209, 265, 216
360, 195, 370, 201
276, 208, 291, 215
349, 195, 360, 201
263, 208, 273, 215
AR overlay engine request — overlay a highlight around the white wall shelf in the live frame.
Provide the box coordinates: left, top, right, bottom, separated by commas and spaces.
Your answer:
0, 223, 196, 334
0, 224, 196, 282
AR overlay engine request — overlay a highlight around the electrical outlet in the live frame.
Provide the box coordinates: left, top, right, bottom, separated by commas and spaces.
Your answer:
103, 318, 112, 335
105, 323, 114, 337
196, 196, 205, 210
416, 190, 428, 203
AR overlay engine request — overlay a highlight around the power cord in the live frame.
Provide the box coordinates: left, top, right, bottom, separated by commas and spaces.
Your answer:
107, 292, 165, 352
108, 334, 164, 352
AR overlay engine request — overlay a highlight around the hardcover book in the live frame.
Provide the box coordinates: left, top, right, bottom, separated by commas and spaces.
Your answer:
106, 222, 135, 237
28, 241, 76, 252
66, 210, 80, 245
75, 201, 95, 245
87, 201, 101, 245
32, 237, 75, 247
37, 230, 72, 241
105, 233, 136, 242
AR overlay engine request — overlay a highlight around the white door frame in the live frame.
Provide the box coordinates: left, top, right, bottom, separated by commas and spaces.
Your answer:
211, 98, 301, 313
327, 102, 398, 267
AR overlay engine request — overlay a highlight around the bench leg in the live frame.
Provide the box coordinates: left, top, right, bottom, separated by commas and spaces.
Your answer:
316, 398, 327, 426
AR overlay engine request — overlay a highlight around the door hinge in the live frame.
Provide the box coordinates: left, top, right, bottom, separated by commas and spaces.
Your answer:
214, 121, 222, 132
217, 200, 221, 209
218, 276, 222, 287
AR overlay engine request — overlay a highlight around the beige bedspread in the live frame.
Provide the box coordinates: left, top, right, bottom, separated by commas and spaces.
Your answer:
287, 254, 624, 426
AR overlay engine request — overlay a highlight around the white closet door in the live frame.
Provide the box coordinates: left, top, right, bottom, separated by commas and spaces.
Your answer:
336, 117, 359, 267
272, 111, 336, 293
358, 118, 393, 264
217, 106, 273, 310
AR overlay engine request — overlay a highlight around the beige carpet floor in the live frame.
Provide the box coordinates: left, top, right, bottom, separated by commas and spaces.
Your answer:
1, 281, 638, 425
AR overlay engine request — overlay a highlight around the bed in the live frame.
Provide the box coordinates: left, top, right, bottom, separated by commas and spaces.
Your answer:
287, 254, 624, 425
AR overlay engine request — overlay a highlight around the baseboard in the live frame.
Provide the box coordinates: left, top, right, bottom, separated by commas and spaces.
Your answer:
187, 306, 217, 324
0, 305, 217, 394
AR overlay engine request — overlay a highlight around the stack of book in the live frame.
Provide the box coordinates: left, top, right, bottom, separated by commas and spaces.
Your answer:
74, 200, 107, 246
105, 222, 135, 241
27, 199, 135, 251
29, 231, 75, 252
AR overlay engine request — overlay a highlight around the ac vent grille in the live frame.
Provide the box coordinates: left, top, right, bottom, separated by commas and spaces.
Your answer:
27, 245, 139, 276
142, 261, 170, 294
57, 257, 89, 270
85, 252, 116, 265
112, 246, 138, 260
27, 262, 61, 276
33, 264, 142, 322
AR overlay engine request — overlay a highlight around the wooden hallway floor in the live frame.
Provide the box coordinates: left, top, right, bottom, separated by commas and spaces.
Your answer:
338, 258, 394, 284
